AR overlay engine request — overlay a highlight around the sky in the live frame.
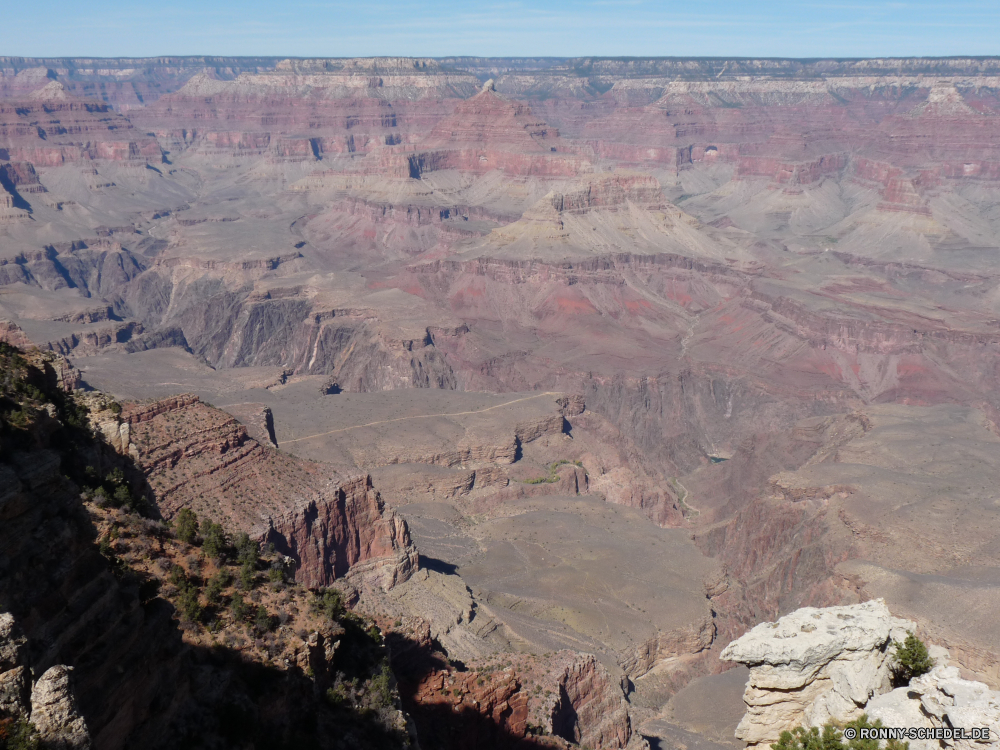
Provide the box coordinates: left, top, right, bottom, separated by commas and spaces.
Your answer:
5, 0, 999, 59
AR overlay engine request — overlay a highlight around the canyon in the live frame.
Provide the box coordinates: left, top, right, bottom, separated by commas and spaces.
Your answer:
2, 54, 1000, 749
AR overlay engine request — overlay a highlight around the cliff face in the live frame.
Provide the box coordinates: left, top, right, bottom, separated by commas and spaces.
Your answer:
98, 393, 419, 590
387, 623, 637, 750
0, 87, 162, 165
0, 344, 425, 750
0, 348, 188, 750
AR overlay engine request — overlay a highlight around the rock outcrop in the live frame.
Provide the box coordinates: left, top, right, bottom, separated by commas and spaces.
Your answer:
29, 666, 92, 750
98, 394, 418, 590
0, 617, 92, 749
721, 599, 913, 747
867, 660, 1000, 750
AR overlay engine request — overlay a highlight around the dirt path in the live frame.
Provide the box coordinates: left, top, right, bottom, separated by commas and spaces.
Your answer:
672, 477, 702, 517
280, 391, 562, 444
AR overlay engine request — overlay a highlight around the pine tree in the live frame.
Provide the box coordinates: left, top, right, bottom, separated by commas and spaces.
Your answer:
894, 632, 934, 683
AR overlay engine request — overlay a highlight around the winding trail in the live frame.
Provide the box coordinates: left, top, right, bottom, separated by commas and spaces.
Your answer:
281, 391, 562, 444
672, 477, 702, 517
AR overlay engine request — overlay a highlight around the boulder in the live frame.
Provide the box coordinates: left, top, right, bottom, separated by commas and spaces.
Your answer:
29, 665, 92, 749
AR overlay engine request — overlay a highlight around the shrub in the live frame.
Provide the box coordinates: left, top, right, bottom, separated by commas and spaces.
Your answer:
894, 632, 934, 683
200, 520, 227, 560
237, 560, 256, 591
233, 533, 258, 566
176, 584, 202, 624
230, 592, 249, 622
205, 569, 231, 604
369, 662, 394, 708
771, 716, 908, 750
112, 485, 132, 509
254, 606, 274, 634
313, 589, 344, 621
0, 715, 41, 750
175, 508, 199, 544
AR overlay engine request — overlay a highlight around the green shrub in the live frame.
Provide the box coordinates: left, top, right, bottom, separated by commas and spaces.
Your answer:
176, 584, 202, 624
234, 533, 258, 566
112, 485, 132, 509
254, 606, 274, 633
894, 632, 934, 683
237, 560, 256, 591
231, 592, 249, 622
204, 569, 231, 604
772, 716, 908, 750
200, 520, 227, 560
313, 589, 343, 621
0, 715, 41, 750
175, 508, 199, 544
369, 662, 394, 708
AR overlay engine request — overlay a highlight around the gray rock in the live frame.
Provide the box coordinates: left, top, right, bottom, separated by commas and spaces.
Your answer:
30, 665, 92, 750
0, 613, 29, 716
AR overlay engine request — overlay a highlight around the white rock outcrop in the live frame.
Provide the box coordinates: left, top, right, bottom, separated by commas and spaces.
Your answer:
867, 656, 1000, 750
721, 599, 913, 747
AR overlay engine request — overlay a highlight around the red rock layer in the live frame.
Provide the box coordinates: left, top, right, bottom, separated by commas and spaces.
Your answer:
0, 90, 161, 165
111, 395, 417, 589
388, 621, 633, 750
363, 89, 591, 178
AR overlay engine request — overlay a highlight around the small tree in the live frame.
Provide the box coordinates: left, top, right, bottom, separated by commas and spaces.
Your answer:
175, 508, 199, 544
177, 585, 202, 624
231, 592, 249, 622
313, 589, 344, 621
204, 569, 231, 604
237, 560, 256, 591
233, 533, 258, 566
894, 632, 934, 683
200, 520, 227, 560
254, 606, 274, 634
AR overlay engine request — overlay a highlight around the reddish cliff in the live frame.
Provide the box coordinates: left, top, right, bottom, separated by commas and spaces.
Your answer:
105, 395, 418, 589
0, 84, 161, 165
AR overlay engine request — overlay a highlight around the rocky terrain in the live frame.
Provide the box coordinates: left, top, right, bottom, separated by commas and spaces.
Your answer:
3, 54, 1000, 748
723, 600, 1000, 750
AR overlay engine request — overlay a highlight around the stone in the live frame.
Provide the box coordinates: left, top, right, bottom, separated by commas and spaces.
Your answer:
29, 665, 92, 749
868, 665, 1000, 750
0, 613, 29, 717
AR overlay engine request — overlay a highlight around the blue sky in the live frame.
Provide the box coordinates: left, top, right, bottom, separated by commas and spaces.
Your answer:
6, 0, 999, 58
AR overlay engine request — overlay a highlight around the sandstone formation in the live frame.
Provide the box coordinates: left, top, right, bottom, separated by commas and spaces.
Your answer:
721, 599, 912, 746
87, 393, 419, 590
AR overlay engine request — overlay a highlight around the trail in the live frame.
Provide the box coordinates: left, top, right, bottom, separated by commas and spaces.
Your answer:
672, 476, 702, 517
281, 391, 562, 444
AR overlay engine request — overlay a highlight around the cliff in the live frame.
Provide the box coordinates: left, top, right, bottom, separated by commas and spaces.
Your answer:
94, 393, 419, 590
